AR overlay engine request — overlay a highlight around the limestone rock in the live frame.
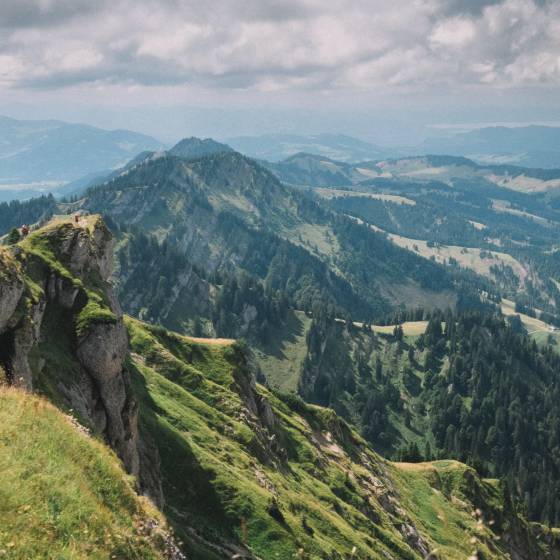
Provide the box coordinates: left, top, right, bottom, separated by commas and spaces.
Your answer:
0, 274, 24, 333
11, 300, 45, 389
76, 318, 139, 475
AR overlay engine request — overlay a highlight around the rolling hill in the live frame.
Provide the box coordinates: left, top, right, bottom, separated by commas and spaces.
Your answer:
265, 152, 560, 192
261, 151, 560, 322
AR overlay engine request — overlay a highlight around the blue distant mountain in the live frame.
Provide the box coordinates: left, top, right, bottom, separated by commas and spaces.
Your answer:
0, 116, 165, 185
420, 125, 560, 168
226, 133, 389, 162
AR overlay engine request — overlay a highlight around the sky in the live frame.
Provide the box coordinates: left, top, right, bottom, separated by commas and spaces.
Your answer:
0, 0, 559, 144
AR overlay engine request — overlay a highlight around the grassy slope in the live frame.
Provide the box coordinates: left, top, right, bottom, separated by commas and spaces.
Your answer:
254, 309, 312, 392
125, 316, 548, 560
0, 388, 170, 560
360, 218, 528, 284
257, 313, 429, 395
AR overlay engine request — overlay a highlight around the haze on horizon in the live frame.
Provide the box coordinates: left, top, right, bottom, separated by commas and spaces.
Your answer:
0, 0, 559, 144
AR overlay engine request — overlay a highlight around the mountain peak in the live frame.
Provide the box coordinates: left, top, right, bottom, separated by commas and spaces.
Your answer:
169, 136, 234, 160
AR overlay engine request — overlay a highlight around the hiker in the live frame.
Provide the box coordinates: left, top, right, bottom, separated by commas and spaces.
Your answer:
21, 224, 29, 237
74, 213, 80, 224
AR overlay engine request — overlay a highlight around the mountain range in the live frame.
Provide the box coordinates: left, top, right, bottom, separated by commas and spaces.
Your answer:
2, 116, 560, 205
0, 115, 165, 200
5, 135, 560, 556
1, 214, 558, 559
263, 152, 560, 192
226, 133, 389, 162
420, 125, 560, 169
227, 126, 560, 169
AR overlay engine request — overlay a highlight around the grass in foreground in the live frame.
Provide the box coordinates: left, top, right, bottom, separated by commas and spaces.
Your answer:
0, 387, 169, 560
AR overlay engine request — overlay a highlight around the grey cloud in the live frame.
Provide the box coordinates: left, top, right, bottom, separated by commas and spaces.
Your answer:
0, 0, 109, 28
1, 0, 559, 94
441, 0, 504, 16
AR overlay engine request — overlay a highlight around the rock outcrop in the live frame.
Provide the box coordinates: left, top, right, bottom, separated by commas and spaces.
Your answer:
76, 319, 139, 474
0, 268, 24, 331
0, 217, 151, 488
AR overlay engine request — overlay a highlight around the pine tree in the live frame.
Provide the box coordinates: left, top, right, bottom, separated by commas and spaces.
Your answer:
7, 227, 20, 244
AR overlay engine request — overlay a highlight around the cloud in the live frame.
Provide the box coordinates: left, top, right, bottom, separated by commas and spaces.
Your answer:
0, 0, 110, 28
430, 17, 477, 48
0, 0, 558, 94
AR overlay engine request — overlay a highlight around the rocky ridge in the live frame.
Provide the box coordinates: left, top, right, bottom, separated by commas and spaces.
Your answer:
0, 216, 153, 494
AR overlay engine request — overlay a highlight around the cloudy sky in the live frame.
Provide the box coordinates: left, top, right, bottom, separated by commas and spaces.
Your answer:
0, 0, 559, 143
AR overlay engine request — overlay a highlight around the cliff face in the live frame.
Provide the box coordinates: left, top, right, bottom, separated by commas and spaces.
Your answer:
0, 217, 149, 489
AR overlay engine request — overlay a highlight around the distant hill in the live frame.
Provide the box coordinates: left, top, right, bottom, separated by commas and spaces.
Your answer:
420, 125, 560, 168
0, 115, 165, 193
227, 133, 389, 162
265, 152, 560, 193
260, 152, 372, 186
59, 137, 235, 199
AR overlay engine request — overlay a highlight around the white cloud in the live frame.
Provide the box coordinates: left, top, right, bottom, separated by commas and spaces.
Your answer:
0, 0, 558, 95
430, 17, 477, 48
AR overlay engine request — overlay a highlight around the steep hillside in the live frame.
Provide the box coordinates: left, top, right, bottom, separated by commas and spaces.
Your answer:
81, 141, 467, 330
284, 309, 560, 524
1, 217, 558, 559
127, 316, 560, 559
0, 387, 175, 559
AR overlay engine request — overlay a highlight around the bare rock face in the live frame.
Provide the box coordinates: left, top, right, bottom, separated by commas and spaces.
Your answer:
46, 274, 80, 309
11, 300, 46, 389
76, 316, 139, 476
57, 220, 143, 480
91, 222, 115, 280
55, 219, 115, 281
0, 262, 24, 333
77, 320, 128, 384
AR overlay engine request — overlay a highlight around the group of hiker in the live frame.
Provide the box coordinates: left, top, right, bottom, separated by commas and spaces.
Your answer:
18, 213, 82, 238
